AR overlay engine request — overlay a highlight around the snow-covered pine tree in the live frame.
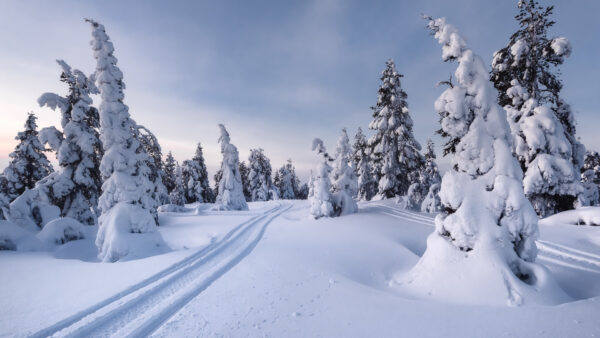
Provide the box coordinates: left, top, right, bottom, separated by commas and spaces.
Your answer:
276, 160, 296, 200
163, 151, 177, 195
580, 169, 599, 207
368, 59, 405, 198
417, 139, 442, 212
1, 113, 54, 202
35, 60, 103, 225
135, 125, 169, 217
297, 182, 309, 200
331, 129, 358, 215
491, 0, 584, 216
169, 164, 185, 206
352, 127, 377, 201
238, 161, 251, 201
247, 148, 274, 202
583, 151, 600, 187
400, 17, 567, 306
213, 124, 248, 210
88, 19, 165, 262
182, 143, 214, 203
309, 139, 335, 218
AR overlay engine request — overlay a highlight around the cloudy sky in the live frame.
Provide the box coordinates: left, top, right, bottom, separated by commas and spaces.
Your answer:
0, 0, 598, 181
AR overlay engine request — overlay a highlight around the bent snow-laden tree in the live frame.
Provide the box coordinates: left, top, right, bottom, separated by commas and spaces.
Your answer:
213, 124, 248, 211
400, 17, 568, 306
247, 148, 275, 202
1, 113, 54, 203
352, 127, 377, 201
331, 129, 358, 215
88, 19, 166, 262
491, 0, 584, 216
309, 138, 335, 219
36, 60, 103, 225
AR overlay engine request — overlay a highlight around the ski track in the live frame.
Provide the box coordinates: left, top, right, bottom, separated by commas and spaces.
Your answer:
31, 202, 291, 338
376, 203, 600, 274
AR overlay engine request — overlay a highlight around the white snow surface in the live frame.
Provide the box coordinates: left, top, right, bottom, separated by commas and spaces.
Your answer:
0, 200, 599, 337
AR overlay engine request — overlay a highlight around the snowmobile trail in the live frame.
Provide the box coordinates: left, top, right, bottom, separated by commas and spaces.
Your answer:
31, 202, 292, 338
376, 203, 600, 274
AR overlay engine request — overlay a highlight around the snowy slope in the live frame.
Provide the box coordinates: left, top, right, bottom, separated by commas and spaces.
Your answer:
0, 200, 599, 337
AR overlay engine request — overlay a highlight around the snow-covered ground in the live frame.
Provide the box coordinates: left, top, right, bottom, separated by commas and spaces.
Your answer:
1, 200, 599, 337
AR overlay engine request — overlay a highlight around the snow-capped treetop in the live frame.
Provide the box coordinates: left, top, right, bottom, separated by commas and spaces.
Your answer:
1, 113, 54, 201
427, 16, 539, 262
218, 124, 231, 153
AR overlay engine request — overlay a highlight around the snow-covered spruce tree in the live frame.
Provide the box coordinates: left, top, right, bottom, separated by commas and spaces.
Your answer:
275, 159, 299, 200
491, 0, 584, 216
581, 151, 600, 206
1, 113, 54, 202
169, 164, 185, 206
247, 148, 274, 202
182, 143, 214, 203
331, 129, 358, 215
238, 161, 251, 201
352, 127, 377, 201
580, 169, 599, 207
35, 60, 103, 225
368, 59, 406, 198
163, 151, 177, 194
0, 175, 9, 220
88, 19, 166, 262
309, 139, 335, 218
418, 140, 442, 212
213, 124, 248, 210
400, 17, 568, 306
297, 182, 309, 200
135, 125, 169, 218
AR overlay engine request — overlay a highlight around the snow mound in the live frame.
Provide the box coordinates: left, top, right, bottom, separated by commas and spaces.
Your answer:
37, 217, 86, 246
0, 220, 43, 251
540, 207, 600, 226
8, 189, 60, 232
396, 234, 571, 306
96, 203, 170, 262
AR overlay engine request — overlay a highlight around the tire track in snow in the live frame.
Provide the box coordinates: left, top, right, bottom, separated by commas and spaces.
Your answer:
375, 203, 600, 274
31, 203, 290, 338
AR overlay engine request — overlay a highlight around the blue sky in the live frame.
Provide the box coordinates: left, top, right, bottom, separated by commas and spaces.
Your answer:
0, 0, 598, 181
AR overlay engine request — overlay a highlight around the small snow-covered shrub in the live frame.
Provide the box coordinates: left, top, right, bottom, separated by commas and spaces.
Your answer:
37, 217, 85, 245
157, 204, 190, 213
404, 183, 426, 211
0, 220, 42, 251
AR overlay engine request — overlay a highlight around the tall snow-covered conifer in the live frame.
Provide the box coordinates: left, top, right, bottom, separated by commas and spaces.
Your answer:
169, 164, 185, 206
368, 60, 405, 198
331, 129, 358, 215
1, 113, 54, 202
88, 19, 165, 262
36, 60, 103, 225
401, 17, 567, 306
163, 151, 177, 194
352, 127, 377, 201
275, 159, 300, 200
491, 0, 584, 216
182, 143, 214, 203
213, 124, 248, 210
238, 161, 251, 201
247, 148, 274, 201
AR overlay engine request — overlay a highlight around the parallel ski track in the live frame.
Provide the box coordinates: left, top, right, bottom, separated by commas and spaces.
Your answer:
31, 203, 291, 338
375, 203, 600, 274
